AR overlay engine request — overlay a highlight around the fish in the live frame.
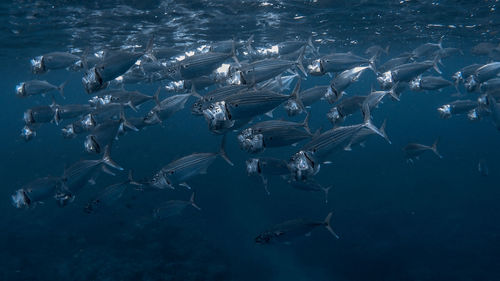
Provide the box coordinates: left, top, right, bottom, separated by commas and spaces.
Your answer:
452, 64, 482, 85
465, 62, 500, 92
150, 136, 233, 190
62, 145, 123, 182
255, 212, 339, 244
409, 76, 454, 91
16, 80, 66, 98
230, 49, 306, 86
11, 176, 64, 208
479, 77, 500, 94
377, 60, 440, 89
246, 157, 291, 194
376, 53, 413, 74
84, 171, 141, 214
171, 44, 239, 80
153, 192, 201, 219
308, 52, 373, 76
284, 79, 329, 116
411, 36, 443, 59
237, 113, 312, 153
203, 89, 291, 133
53, 103, 94, 125
325, 65, 374, 103
144, 87, 196, 124
403, 138, 442, 163
437, 100, 479, 119
82, 37, 154, 94
31, 52, 82, 74
23, 102, 58, 125
20, 125, 36, 141
288, 180, 332, 204
327, 95, 367, 125
89, 88, 156, 110
191, 85, 248, 116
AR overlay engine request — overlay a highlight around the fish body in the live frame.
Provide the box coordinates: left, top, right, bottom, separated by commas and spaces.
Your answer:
308, 52, 371, 76
145, 93, 192, 124
409, 76, 453, 91
31, 52, 81, 74
255, 212, 339, 244
11, 176, 63, 208
403, 138, 442, 162
16, 80, 66, 98
437, 100, 478, 119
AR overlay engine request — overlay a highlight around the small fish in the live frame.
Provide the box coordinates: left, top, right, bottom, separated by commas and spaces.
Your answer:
284, 79, 329, 116
409, 76, 453, 91
144, 87, 195, 124
82, 37, 154, 94
288, 180, 332, 204
150, 136, 233, 189
16, 80, 66, 98
437, 100, 478, 119
153, 192, 201, 219
255, 212, 339, 244
378, 60, 440, 89
403, 138, 442, 163
11, 176, 64, 208
62, 145, 123, 181
31, 52, 81, 74
411, 36, 443, 59
325, 65, 374, 103
327, 95, 367, 125
308, 52, 373, 76
237, 113, 311, 153
84, 171, 141, 214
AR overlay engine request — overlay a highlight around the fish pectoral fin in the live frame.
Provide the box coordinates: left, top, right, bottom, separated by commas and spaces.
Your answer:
305, 232, 312, 237
179, 182, 192, 190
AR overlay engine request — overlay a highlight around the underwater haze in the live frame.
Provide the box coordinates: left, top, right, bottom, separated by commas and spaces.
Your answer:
2, 1, 500, 281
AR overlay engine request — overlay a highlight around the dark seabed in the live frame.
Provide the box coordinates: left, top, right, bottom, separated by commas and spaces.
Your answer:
1, 1, 500, 280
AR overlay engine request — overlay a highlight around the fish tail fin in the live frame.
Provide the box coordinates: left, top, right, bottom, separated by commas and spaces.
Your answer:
379, 119, 391, 144
219, 134, 234, 166
432, 55, 442, 74
437, 35, 444, 50
388, 83, 401, 101
153, 86, 161, 105
291, 78, 305, 111
246, 34, 255, 55
307, 35, 319, 56
190, 84, 202, 99
120, 110, 139, 131
431, 137, 442, 158
128, 170, 142, 186
324, 212, 340, 239
296, 46, 307, 77
102, 145, 124, 171
322, 185, 332, 204
362, 103, 385, 140
58, 81, 67, 99
51, 95, 61, 125
384, 45, 390, 55
231, 40, 241, 67
125, 100, 138, 112
369, 54, 379, 74
144, 35, 157, 62
302, 111, 312, 135
190, 191, 201, 211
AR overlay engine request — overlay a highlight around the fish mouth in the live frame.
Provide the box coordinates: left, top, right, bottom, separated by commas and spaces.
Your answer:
464, 76, 477, 92
203, 101, 234, 132
82, 67, 103, 94
61, 124, 76, 138
326, 107, 341, 124
23, 109, 34, 125
15, 83, 25, 97
284, 100, 301, 116
246, 158, 260, 175
437, 104, 451, 119
467, 108, 479, 121
324, 86, 341, 104
238, 130, 264, 153
11, 189, 31, 208
409, 77, 421, 91
377, 71, 393, 89
30, 56, 45, 74
308, 59, 323, 76
84, 135, 100, 154
20, 125, 36, 141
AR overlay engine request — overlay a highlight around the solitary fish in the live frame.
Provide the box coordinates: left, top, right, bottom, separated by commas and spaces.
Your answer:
255, 212, 339, 244
153, 192, 201, 219
403, 138, 442, 163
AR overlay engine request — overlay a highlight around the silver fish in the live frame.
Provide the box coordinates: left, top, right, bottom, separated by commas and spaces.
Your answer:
403, 138, 442, 163
16, 80, 66, 98
153, 192, 201, 219
255, 212, 339, 244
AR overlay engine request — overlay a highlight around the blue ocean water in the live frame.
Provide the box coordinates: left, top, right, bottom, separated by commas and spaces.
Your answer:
1, 1, 500, 280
